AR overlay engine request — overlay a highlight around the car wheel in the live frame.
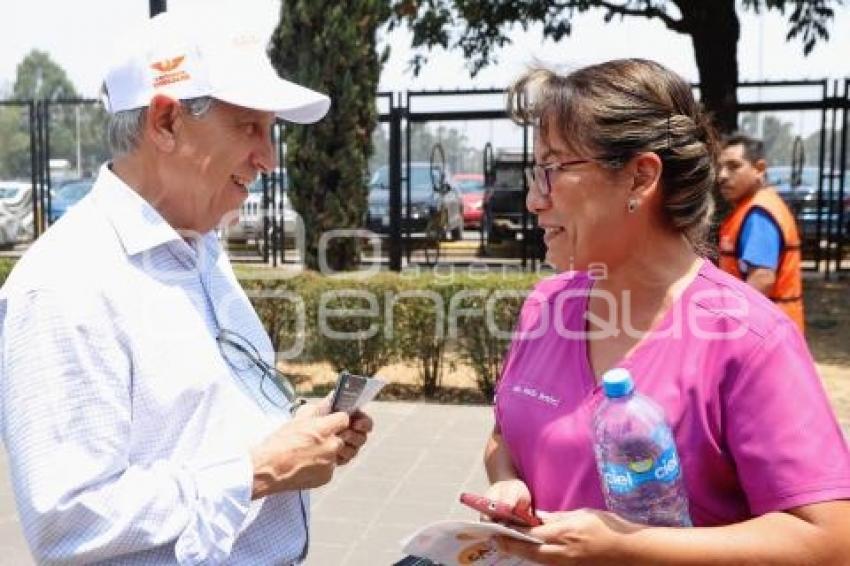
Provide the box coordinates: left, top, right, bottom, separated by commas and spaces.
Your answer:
256, 225, 277, 257
423, 215, 443, 265
484, 210, 500, 244
477, 211, 492, 256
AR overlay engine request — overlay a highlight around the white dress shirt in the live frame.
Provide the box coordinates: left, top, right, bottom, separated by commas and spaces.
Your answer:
0, 165, 308, 565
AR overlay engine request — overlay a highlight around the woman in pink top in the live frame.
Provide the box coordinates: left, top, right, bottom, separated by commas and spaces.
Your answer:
488, 59, 850, 564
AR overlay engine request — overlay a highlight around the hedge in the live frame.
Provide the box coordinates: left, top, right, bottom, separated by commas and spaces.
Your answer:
240, 270, 541, 398
0, 257, 542, 399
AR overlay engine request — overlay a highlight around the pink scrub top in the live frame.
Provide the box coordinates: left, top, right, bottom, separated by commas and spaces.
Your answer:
495, 260, 850, 526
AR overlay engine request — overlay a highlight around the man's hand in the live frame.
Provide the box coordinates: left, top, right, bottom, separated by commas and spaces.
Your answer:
250, 410, 351, 499
336, 410, 373, 466
481, 479, 533, 523
299, 395, 374, 465
496, 509, 640, 565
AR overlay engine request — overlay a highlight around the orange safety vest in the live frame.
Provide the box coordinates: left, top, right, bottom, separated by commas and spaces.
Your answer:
718, 187, 805, 334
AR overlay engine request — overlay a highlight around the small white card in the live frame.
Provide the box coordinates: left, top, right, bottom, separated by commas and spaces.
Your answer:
330, 371, 386, 413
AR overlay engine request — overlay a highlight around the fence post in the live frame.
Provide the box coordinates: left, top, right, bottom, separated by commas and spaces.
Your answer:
27, 101, 40, 237
150, 0, 166, 17
389, 99, 403, 272
838, 80, 849, 274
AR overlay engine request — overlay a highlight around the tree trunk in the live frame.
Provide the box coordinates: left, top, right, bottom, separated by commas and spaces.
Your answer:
270, 1, 390, 272
678, 0, 740, 134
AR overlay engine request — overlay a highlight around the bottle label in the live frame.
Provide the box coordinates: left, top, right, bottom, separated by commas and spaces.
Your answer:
601, 445, 681, 495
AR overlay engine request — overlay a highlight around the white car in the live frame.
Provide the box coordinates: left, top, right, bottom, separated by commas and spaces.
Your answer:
224, 174, 297, 250
0, 181, 34, 246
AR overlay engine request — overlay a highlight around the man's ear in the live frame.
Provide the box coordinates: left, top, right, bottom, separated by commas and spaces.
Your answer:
754, 158, 768, 175
630, 152, 663, 200
145, 94, 181, 153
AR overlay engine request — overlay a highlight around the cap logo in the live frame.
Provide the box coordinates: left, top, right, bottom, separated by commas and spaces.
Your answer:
151, 56, 185, 73
150, 55, 190, 88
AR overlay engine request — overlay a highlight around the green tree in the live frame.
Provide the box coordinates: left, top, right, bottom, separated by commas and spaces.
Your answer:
12, 50, 77, 101
761, 115, 797, 165
739, 112, 797, 165
270, 1, 391, 271
12, 50, 80, 177
78, 105, 110, 176
409, 123, 483, 174
804, 128, 847, 169
0, 106, 32, 179
369, 125, 390, 175
391, 0, 839, 133
0, 50, 80, 179
0, 51, 107, 180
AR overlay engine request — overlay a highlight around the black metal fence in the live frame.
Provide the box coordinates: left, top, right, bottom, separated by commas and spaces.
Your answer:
371, 80, 849, 275
1, 80, 847, 276
733, 79, 848, 275
374, 89, 541, 271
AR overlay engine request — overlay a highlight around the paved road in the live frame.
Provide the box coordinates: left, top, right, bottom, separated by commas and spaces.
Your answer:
0, 402, 493, 565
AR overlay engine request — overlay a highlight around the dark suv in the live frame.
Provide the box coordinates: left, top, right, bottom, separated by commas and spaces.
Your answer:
367, 163, 464, 240
767, 165, 850, 245
481, 150, 544, 257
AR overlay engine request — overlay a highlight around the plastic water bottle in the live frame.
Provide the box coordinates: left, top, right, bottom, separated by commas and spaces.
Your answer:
592, 368, 692, 527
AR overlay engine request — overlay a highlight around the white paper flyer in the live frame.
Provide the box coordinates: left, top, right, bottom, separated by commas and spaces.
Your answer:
400, 520, 542, 565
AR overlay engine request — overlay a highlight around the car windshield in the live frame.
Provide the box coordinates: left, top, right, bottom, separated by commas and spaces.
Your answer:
767, 167, 818, 187
370, 165, 444, 197
493, 165, 523, 188
248, 171, 288, 194
455, 179, 484, 193
56, 181, 93, 201
248, 178, 264, 194
0, 187, 20, 199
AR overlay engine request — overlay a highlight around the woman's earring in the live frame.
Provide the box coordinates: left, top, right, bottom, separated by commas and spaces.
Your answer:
627, 198, 638, 213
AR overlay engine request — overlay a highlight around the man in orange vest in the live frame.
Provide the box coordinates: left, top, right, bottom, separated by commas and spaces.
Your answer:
718, 134, 805, 334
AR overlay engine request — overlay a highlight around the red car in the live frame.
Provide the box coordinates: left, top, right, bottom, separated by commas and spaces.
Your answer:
453, 173, 485, 229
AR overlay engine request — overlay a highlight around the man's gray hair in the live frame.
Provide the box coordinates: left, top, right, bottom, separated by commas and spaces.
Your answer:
100, 83, 215, 156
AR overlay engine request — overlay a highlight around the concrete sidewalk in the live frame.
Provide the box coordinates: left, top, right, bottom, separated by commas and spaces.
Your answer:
0, 401, 493, 565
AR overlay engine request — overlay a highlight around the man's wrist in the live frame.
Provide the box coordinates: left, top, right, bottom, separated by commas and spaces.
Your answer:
250, 446, 290, 500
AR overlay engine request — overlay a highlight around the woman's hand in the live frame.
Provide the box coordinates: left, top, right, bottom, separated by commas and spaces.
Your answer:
482, 479, 534, 523
496, 508, 641, 565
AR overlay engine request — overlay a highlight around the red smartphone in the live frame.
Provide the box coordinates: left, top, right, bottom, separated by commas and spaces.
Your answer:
459, 492, 542, 527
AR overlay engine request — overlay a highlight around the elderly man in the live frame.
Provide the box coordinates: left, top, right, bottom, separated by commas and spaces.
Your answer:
0, 9, 371, 565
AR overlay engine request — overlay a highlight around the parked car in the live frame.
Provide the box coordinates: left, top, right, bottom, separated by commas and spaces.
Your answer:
452, 172, 485, 229
481, 150, 544, 257
0, 181, 34, 243
48, 179, 94, 224
767, 165, 850, 243
367, 163, 464, 240
224, 171, 297, 250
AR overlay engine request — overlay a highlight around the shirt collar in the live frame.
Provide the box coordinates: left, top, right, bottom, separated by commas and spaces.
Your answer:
91, 163, 221, 267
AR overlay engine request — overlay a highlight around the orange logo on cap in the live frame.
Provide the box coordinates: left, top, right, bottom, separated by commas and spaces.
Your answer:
151, 56, 185, 73
151, 55, 190, 88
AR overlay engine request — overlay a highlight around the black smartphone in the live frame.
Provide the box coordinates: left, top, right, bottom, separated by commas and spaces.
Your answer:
330, 371, 370, 413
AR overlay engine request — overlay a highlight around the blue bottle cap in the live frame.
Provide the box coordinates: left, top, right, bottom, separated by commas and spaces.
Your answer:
602, 368, 634, 398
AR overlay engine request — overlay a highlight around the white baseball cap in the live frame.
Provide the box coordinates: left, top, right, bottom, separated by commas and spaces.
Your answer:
102, 9, 330, 124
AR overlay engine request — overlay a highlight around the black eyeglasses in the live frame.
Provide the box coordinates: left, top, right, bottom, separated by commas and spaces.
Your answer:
216, 329, 304, 415
524, 159, 595, 196
216, 329, 310, 559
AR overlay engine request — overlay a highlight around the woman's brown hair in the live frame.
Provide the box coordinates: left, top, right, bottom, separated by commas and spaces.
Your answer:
507, 58, 719, 252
